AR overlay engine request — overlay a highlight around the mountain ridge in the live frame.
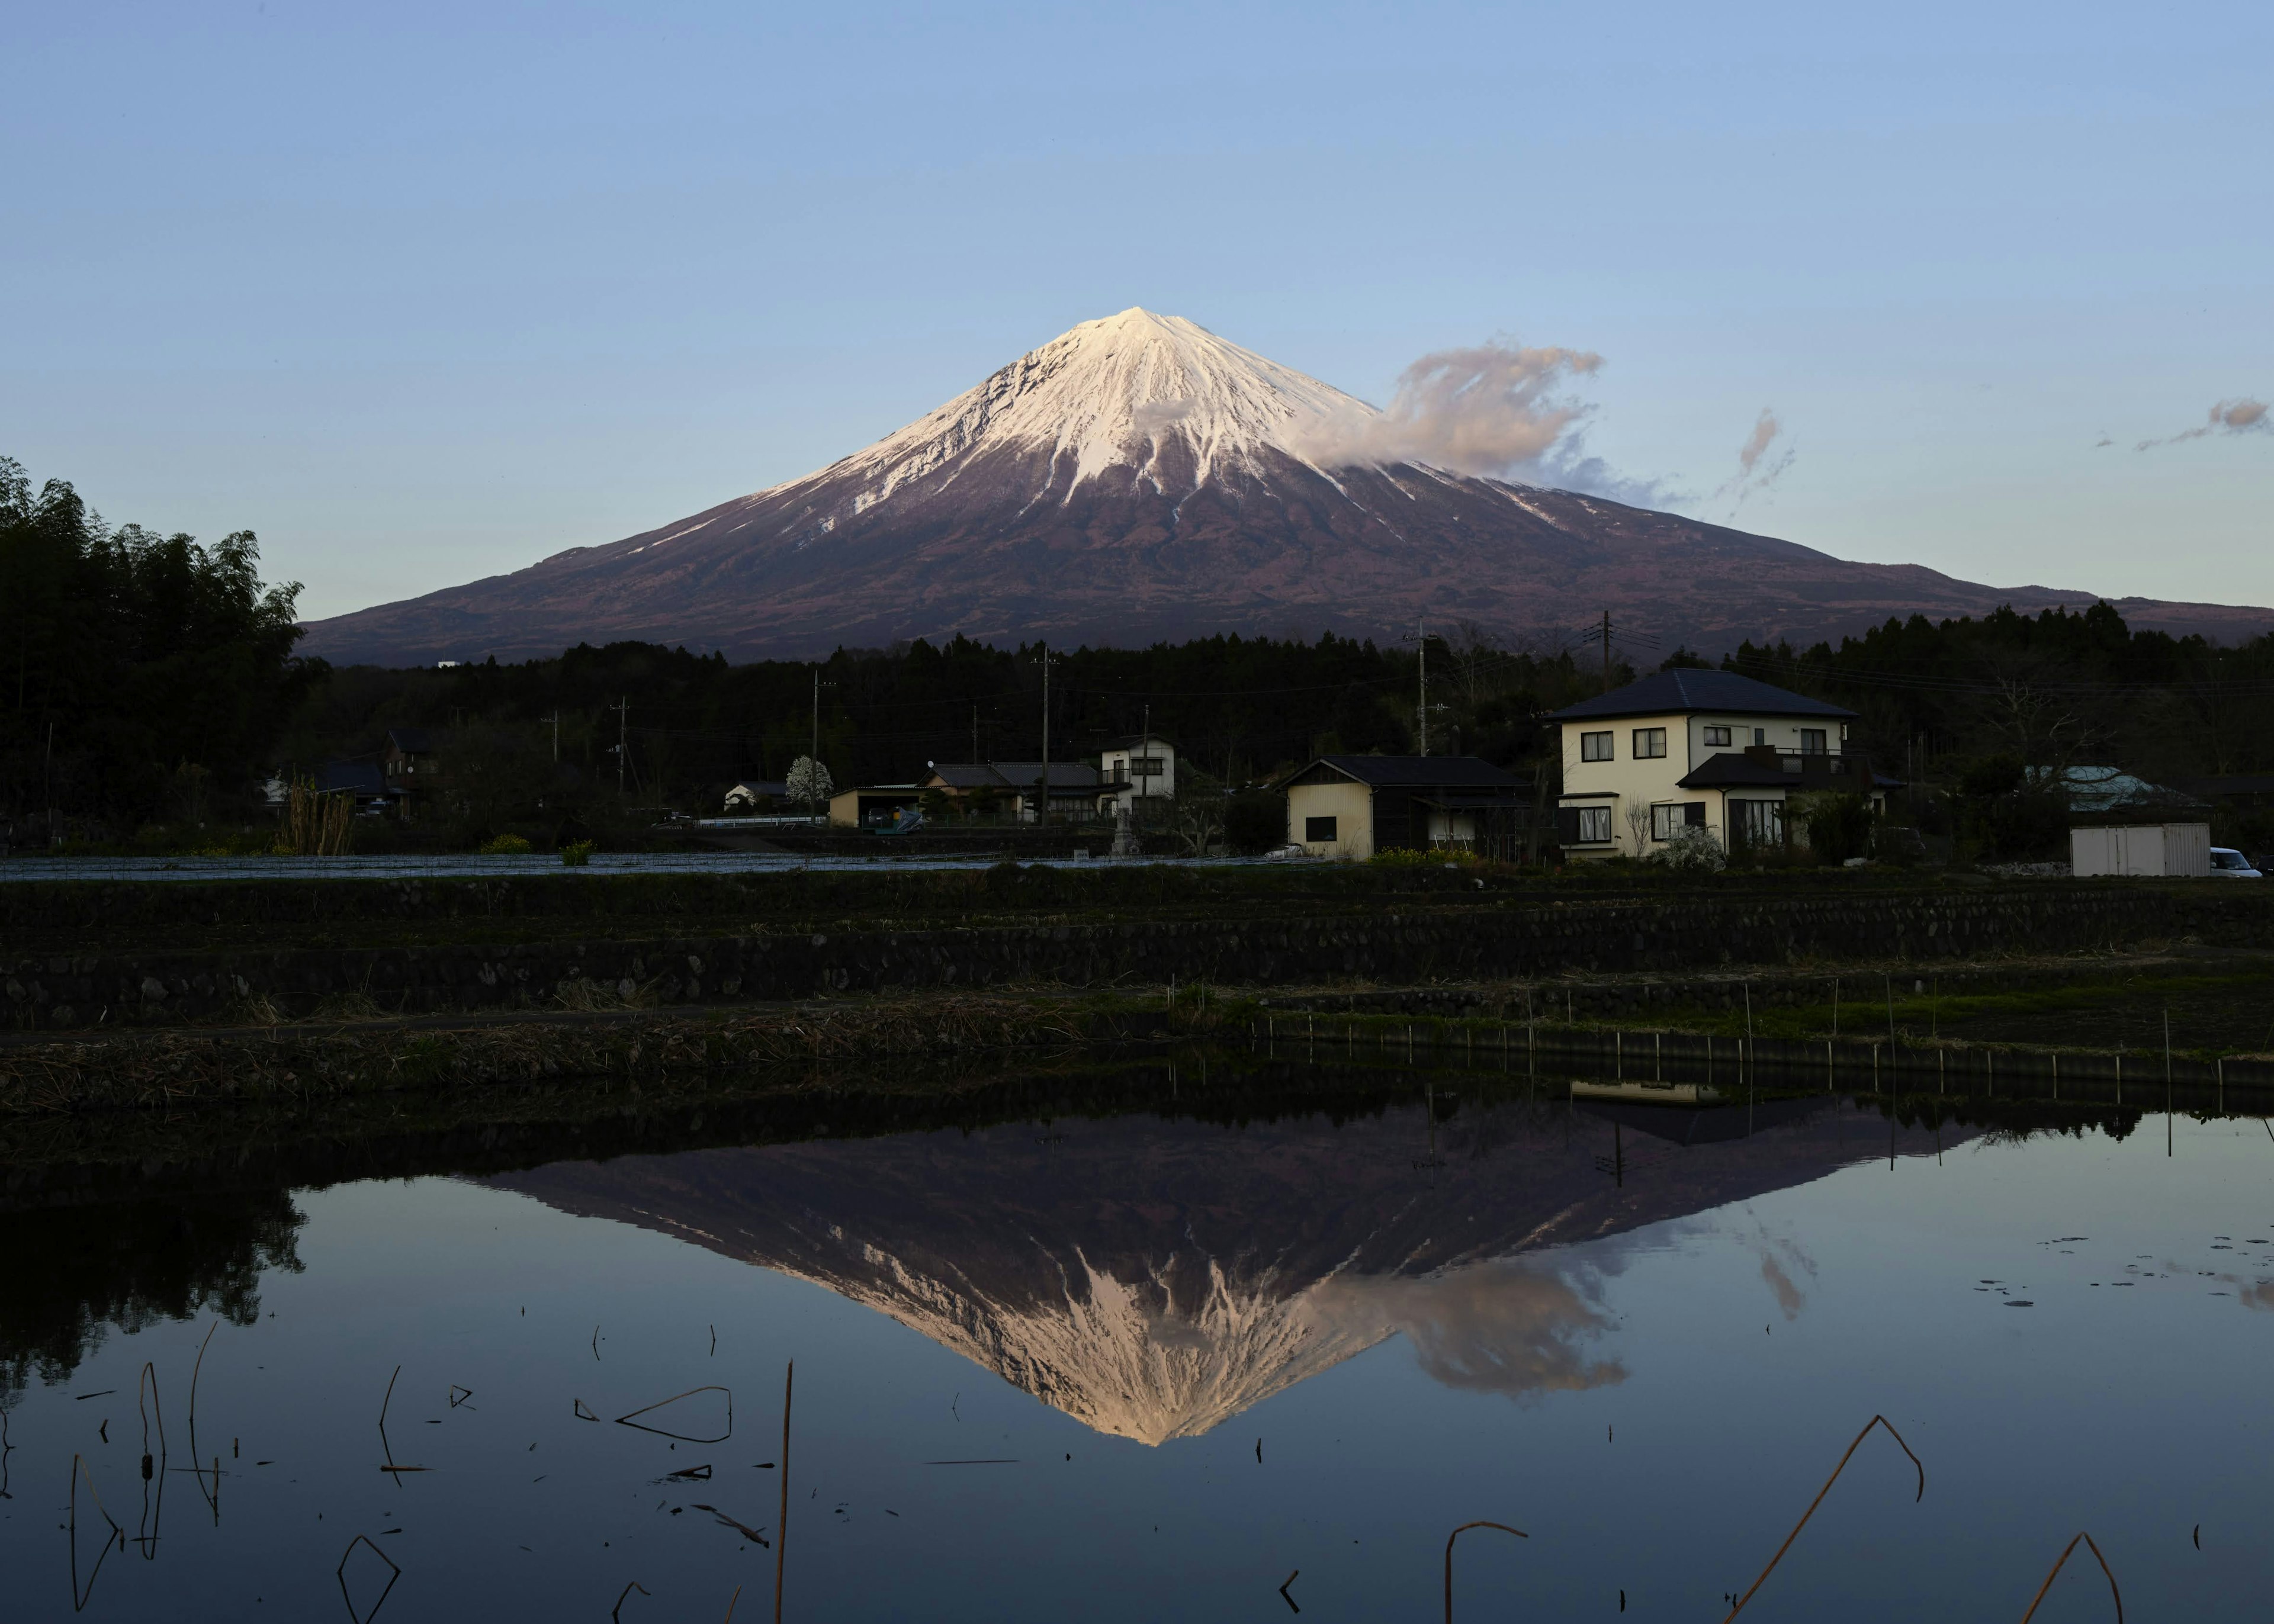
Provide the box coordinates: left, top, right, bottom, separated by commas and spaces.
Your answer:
301, 309, 2274, 663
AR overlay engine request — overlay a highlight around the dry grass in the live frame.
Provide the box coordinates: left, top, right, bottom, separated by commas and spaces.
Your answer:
308, 989, 386, 1022
0, 992, 1113, 1119
554, 975, 665, 1012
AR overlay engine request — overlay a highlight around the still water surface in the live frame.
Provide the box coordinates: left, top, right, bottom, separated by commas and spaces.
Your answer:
5, 1078, 2272, 1619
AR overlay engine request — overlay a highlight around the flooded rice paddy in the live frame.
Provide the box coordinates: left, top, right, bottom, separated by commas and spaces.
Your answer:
5, 1058, 2274, 1619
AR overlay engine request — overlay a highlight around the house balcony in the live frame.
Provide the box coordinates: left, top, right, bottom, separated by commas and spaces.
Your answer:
1678, 746, 1888, 795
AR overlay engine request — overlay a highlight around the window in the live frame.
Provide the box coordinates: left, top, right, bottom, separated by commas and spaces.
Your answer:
1580, 731, 1613, 761
1633, 728, 1667, 759
1734, 799, 1785, 848
1128, 755, 1167, 777
1650, 802, 1706, 841
1305, 815, 1338, 842
1800, 729, 1827, 755
1753, 728, 1765, 745
1576, 806, 1612, 843
1703, 725, 1732, 747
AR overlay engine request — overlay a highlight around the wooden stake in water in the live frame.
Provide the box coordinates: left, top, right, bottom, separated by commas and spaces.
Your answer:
1745, 983, 1755, 1129
2165, 1007, 2173, 1158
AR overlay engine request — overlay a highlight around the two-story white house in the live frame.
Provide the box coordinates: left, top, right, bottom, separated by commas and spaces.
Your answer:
1547, 670, 1889, 858
1097, 735, 1177, 816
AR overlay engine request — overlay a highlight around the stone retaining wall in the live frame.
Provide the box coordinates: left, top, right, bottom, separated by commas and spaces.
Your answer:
4, 886, 2213, 1032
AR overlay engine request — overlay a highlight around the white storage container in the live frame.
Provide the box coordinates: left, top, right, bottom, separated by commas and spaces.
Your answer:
2070, 823, 2211, 877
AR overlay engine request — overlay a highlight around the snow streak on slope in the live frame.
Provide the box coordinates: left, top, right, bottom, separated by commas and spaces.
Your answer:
765, 307, 1377, 509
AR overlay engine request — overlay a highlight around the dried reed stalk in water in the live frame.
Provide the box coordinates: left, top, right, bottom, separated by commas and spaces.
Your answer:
615, 1385, 733, 1443
2018, 1532, 2123, 1622
187, 1322, 220, 1519
775, 1362, 794, 1624
1721, 1414, 1924, 1620
1443, 1519, 1528, 1620
336, 1532, 402, 1623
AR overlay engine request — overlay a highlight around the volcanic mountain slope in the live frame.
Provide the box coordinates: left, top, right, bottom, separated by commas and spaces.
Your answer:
486, 1098, 1965, 1445
302, 308, 2272, 663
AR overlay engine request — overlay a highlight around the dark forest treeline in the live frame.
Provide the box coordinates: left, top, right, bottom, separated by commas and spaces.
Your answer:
284, 631, 1610, 815
1719, 603, 2274, 855
1, 457, 322, 838
1724, 602, 2274, 784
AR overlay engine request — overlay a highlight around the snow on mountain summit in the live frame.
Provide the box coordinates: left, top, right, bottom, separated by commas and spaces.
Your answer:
780, 307, 1377, 506
298, 304, 2274, 665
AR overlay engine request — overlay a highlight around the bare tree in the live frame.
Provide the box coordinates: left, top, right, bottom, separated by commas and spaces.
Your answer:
1165, 770, 1226, 856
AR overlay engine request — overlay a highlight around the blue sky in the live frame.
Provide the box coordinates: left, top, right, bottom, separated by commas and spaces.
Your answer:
5, 2, 2269, 622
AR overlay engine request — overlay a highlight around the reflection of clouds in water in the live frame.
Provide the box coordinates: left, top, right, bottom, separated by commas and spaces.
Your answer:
1760, 1253, 1807, 1319
1731, 1219, 1818, 1323
1759, 1235, 1819, 1321
2218, 1276, 2274, 1310
1313, 1255, 1627, 1401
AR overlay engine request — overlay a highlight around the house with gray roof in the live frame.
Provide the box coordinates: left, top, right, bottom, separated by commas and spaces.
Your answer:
1545, 670, 1894, 858
1280, 755, 1524, 859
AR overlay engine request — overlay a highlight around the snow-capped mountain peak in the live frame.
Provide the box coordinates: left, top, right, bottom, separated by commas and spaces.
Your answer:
791, 307, 1376, 505
300, 307, 2274, 665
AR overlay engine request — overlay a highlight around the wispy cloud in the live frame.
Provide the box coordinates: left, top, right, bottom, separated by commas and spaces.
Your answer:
2136, 397, 2270, 452
1291, 340, 1678, 506
1315, 1253, 1629, 1401
1709, 408, 1796, 515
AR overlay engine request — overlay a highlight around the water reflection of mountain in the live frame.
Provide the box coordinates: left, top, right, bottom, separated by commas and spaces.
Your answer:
490, 1094, 1969, 1444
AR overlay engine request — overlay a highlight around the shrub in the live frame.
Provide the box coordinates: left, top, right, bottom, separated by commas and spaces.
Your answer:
560, 839, 596, 867
1790, 792, 1874, 864
1224, 790, 1285, 855
478, 832, 534, 856
1370, 845, 1484, 867
1657, 826, 1727, 872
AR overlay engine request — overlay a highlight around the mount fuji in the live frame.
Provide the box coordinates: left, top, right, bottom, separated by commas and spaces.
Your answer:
301, 308, 2272, 663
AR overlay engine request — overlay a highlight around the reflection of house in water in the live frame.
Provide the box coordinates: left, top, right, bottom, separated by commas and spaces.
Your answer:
488, 1097, 1971, 1445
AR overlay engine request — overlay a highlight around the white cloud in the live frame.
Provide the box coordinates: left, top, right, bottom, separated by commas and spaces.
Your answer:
1292, 340, 1676, 505
1709, 407, 1796, 516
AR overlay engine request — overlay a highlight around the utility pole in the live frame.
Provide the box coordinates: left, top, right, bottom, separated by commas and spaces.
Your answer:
972, 705, 979, 766
809, 667, 824, 822
1600, 609, 1613, 690
1141, 702, 1151, 802
549, 711, 560, 763
1038, 643, 1052, 826
1403, 618, 1435, 755
614, 697, 628, 796
1418, 619, 1427, 755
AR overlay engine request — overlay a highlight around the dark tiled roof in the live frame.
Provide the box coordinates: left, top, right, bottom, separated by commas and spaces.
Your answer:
317, 758, 387, 795
1413, 790, 1530, 809
991, 761, 1100, 788
1101, 735, 1177, 751
1676, 753, 1801, 789
927, 762, 1099, 789
1294, 755, 1518, 789
1545, 670, 1855, 722
386, 726, 442, 754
